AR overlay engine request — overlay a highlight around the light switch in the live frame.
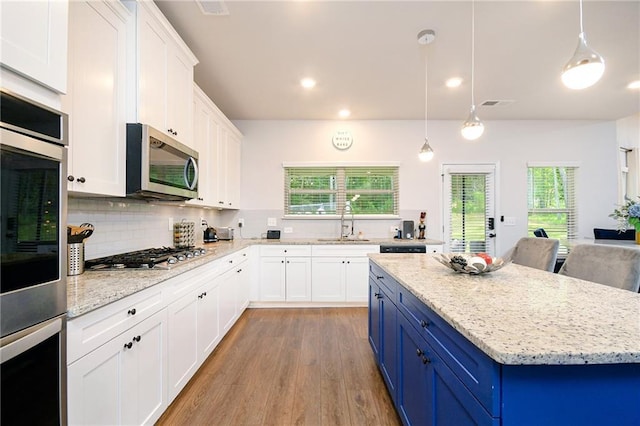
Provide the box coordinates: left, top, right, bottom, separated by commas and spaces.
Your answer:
284, 227, 293, 234
504, 217, 516, 226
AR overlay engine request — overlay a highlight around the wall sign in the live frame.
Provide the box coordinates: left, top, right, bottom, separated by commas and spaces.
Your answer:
332, 131, 353, 150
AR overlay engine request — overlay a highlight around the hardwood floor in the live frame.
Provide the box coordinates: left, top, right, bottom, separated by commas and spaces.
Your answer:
157, 308, 401, 426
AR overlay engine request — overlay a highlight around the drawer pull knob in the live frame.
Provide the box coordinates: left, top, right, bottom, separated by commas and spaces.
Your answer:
416, 348, 424, 357
374, 292, 382, 299
422, 356, 431, 365
376, 275, 384, 279
133, 335, 141, 342
128, 308, 136, 316
420, 320, 429, 328
124, 342, 133, 349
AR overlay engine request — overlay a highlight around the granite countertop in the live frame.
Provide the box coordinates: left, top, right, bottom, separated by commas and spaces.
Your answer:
68, 238, 443, 318
368, 253, 640, 366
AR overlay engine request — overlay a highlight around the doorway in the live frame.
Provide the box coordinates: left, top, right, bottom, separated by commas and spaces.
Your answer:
442, 164, 497, 256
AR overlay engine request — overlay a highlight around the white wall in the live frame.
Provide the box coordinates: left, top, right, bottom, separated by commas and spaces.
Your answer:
233, 119, 618, 256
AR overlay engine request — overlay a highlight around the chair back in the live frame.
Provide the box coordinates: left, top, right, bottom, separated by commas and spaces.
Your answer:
508, 237, 559, 272
533, 228, 549, 238
593, 228, 635, 240
559, 244, 640, 292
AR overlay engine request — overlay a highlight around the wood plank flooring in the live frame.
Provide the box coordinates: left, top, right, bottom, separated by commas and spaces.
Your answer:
157, 308, 401, 426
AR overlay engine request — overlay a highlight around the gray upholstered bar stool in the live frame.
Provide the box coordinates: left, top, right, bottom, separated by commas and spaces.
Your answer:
559, 244, 640, 292
507, 237, 559, 272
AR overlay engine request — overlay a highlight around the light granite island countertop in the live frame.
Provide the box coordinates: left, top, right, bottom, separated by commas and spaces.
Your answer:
368, 253, 640, 366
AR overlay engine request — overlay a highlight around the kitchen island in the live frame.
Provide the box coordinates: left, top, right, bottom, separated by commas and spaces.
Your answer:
368, 253, 640, 426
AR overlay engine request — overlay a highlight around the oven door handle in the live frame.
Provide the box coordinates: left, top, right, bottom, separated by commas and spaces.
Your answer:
0, 317, 62, 364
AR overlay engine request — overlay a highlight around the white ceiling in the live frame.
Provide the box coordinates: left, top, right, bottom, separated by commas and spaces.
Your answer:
155, 0, 640, 121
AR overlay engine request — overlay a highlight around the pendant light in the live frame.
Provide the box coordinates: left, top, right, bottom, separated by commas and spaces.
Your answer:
561, 0, 605, 90
418, 29, 435, 162
461, 0, 484, 141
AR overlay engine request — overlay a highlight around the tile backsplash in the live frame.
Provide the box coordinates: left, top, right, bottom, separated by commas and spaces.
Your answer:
67, 197, 221, 260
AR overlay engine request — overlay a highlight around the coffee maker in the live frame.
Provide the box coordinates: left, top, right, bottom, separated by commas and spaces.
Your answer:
203, 226, 218, 243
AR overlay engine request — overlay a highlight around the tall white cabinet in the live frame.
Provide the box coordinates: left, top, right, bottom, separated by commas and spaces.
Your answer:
124, 0, 198, 147
189, 83, 243, 209
64, 0, 129, 196
0, 0, 68, 94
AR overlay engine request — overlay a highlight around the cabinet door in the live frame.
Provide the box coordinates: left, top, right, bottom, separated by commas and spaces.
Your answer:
225, 132, 241, 208
167, 291, 199, 402
0, 0, 68, 93
311, 257, 346, 302
236, 261, 251, 311
345, 257, 369, 302
68, 309, 167, 426
259, 257, 286, 301
166, 50, 193, 144
123, 309, 167, 426
215, 126, 229, 207
68, 331, 130, 425
219, 267, 238, 333
187, 89, 211, 205
197, 281, 220, 360
397, 314, 432, 426
65, 0, 127, 196
368, 281, 381, 358
138, 7, 168, 133
285, 257, 312, 302
380, 286, 397, 401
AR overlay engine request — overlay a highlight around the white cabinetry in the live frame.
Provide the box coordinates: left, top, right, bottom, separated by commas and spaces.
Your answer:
0, 0, 68, 93
218, 249, 250, 332
68, 309, 167, 426
64, 0, 128, 196
189, 83, 243, 209
166, 261, 221, 402
259, 246, 312, 302
124, 0, 197, 146
311, 245, 379, 303
211, 109, 242, 209
425, 244, 444, 253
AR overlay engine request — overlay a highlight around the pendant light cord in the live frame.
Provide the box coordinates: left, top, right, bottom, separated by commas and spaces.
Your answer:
471, 0, 476, 107
579, 0, 584, 34
425, 53, 428, 138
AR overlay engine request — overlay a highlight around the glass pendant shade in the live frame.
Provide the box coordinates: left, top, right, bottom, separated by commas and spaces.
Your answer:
419, 139, 434, 162
561, 32, 605, 90
461, 105, 484, 140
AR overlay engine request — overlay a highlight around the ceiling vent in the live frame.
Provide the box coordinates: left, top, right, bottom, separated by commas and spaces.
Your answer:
196, 0, 229, 16
480, 100, 515, 107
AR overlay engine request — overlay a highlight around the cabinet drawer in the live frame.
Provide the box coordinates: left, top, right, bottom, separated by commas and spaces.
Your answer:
164, 260, 219, 303
219, 248, 250, 273
397, 287, 500, 416
67, 286, 164, 363
369, 261, 396, 299
260, 245, 311, 257
312, 245, 379, 257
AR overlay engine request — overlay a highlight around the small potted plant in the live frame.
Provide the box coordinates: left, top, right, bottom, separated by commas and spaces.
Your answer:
610, 198, 640, 243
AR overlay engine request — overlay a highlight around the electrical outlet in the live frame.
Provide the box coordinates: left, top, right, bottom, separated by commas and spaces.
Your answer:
267, 217, 277, 226
390, 226, 398, 232
238, 218, 245, 228
168, 217, 174, 231
201, 217, 207, 226
284, 227, 293, 234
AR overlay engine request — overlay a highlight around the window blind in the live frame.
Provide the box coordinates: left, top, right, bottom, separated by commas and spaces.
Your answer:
527, 166, 578, 256
284, 166, 398, 215
447, 173, 493, 254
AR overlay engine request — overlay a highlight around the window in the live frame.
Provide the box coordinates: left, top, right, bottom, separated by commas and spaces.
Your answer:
284, 166, 399, 216
527, 165, 578, 255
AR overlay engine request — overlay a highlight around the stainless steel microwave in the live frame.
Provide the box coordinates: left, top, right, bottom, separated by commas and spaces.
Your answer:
126, 124, 199, 201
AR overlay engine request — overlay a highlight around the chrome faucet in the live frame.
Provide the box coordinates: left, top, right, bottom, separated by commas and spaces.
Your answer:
340, 201, 354, 239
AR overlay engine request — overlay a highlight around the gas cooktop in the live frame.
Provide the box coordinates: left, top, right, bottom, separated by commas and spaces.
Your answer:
85, 246, 207, 270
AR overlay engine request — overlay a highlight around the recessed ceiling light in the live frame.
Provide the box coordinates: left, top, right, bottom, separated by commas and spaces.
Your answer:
338, 109, 351, 118
627, 80, 640, 90
446, 77, 463, 88
300, 78, 316, 89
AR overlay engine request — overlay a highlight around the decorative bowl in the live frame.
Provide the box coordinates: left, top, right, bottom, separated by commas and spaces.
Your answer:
434, 253, 510, 275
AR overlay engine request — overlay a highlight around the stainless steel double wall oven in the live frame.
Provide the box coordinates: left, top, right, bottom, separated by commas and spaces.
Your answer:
0, 89, 68, 425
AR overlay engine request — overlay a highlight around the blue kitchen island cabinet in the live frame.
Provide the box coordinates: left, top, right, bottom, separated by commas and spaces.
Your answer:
368, 254, 640, 426
368, 263, 398, 405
